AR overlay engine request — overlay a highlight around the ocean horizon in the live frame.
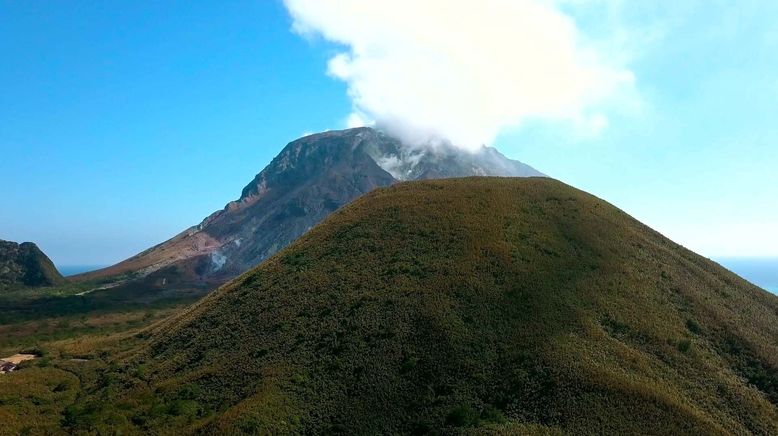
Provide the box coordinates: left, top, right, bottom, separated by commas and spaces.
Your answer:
56, 261, 777, 294
57, 265, 107, 277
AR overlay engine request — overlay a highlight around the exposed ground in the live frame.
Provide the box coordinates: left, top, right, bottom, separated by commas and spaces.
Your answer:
1, 354, 37, 365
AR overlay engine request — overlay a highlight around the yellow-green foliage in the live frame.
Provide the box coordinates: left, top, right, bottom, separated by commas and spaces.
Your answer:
7, 178, 778, 434
0, 367, 79, 435
0, 308, 176, 357
0, 305, 183, 435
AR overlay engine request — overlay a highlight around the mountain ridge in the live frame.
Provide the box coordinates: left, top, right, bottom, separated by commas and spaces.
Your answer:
73, 127, 543, 290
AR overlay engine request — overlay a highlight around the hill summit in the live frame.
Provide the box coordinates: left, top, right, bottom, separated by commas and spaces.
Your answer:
0, 240, 64, 289
78, 178, 777, 434
75, 127, 542, 291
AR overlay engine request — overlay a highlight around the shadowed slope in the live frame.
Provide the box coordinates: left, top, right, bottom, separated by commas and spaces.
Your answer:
77, 178, 777, 434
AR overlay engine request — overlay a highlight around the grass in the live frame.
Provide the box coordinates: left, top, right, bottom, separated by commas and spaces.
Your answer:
0, 307, 179, 357
0, 366, 80, 434
2, 177, 777, 434
0, 283, 193, 434
0, 279, 206, 325
0, 304, 187, 435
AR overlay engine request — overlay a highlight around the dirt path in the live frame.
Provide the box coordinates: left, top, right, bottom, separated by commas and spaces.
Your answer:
1, 354, 37, 365
76, 281, 122, 296
0, 353, 37, 373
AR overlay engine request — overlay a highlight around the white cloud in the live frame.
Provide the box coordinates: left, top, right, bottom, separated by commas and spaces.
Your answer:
345, 111, 369, 128
284, 0, 635, 150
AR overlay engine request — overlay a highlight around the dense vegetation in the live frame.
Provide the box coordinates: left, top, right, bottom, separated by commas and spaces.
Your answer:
3, 177, 778, 434
0, 301, 184, 358
0, 278, 207, 325
0, 295, 187, 435
0, 282, 200, 433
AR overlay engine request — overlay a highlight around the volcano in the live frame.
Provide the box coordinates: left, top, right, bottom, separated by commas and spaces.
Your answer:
75, 127, 542, 292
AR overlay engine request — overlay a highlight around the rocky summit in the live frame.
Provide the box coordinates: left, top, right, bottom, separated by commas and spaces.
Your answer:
75, 127, 542, 291
0, 240, 64, 289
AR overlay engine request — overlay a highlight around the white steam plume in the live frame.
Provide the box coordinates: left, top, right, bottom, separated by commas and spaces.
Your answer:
284, 0, 634, 151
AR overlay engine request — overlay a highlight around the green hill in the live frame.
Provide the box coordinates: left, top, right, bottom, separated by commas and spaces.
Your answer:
68, 178, 778, 434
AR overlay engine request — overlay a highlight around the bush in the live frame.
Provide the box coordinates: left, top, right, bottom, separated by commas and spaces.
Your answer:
686, 319, 702, 334
20, 346, 45, 357
446, 405, 480, 427
480, 405, 506, 424
62, 402, 100, 430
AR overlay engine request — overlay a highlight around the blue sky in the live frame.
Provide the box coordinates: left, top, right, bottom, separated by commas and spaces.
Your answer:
1, 1, 777, 266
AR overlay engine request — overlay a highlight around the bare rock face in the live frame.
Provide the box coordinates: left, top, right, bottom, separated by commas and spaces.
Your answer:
75, 127, 543, 290
0, 240, 64, 288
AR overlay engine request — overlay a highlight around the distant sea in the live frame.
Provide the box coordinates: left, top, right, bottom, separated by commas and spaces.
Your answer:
57, 265, 107, 277
716, 258, 778, 295
55, 261, 777, 294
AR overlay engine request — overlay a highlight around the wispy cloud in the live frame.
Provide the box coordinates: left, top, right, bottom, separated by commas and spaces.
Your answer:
284, 0, 635, 150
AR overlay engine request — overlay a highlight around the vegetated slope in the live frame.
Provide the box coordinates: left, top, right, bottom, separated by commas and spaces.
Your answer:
72, 128, 542, 292
0, 240, 64, 289
76, 178, 777, 434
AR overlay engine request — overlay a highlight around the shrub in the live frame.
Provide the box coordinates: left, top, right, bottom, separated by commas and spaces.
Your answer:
446, 405, 480, 427
686, 319, 702, 334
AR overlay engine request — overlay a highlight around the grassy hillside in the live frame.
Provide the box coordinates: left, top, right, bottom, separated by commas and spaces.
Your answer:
0, 304, 184, 435
28, 178, 778, 434
0, 279, 205, 325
